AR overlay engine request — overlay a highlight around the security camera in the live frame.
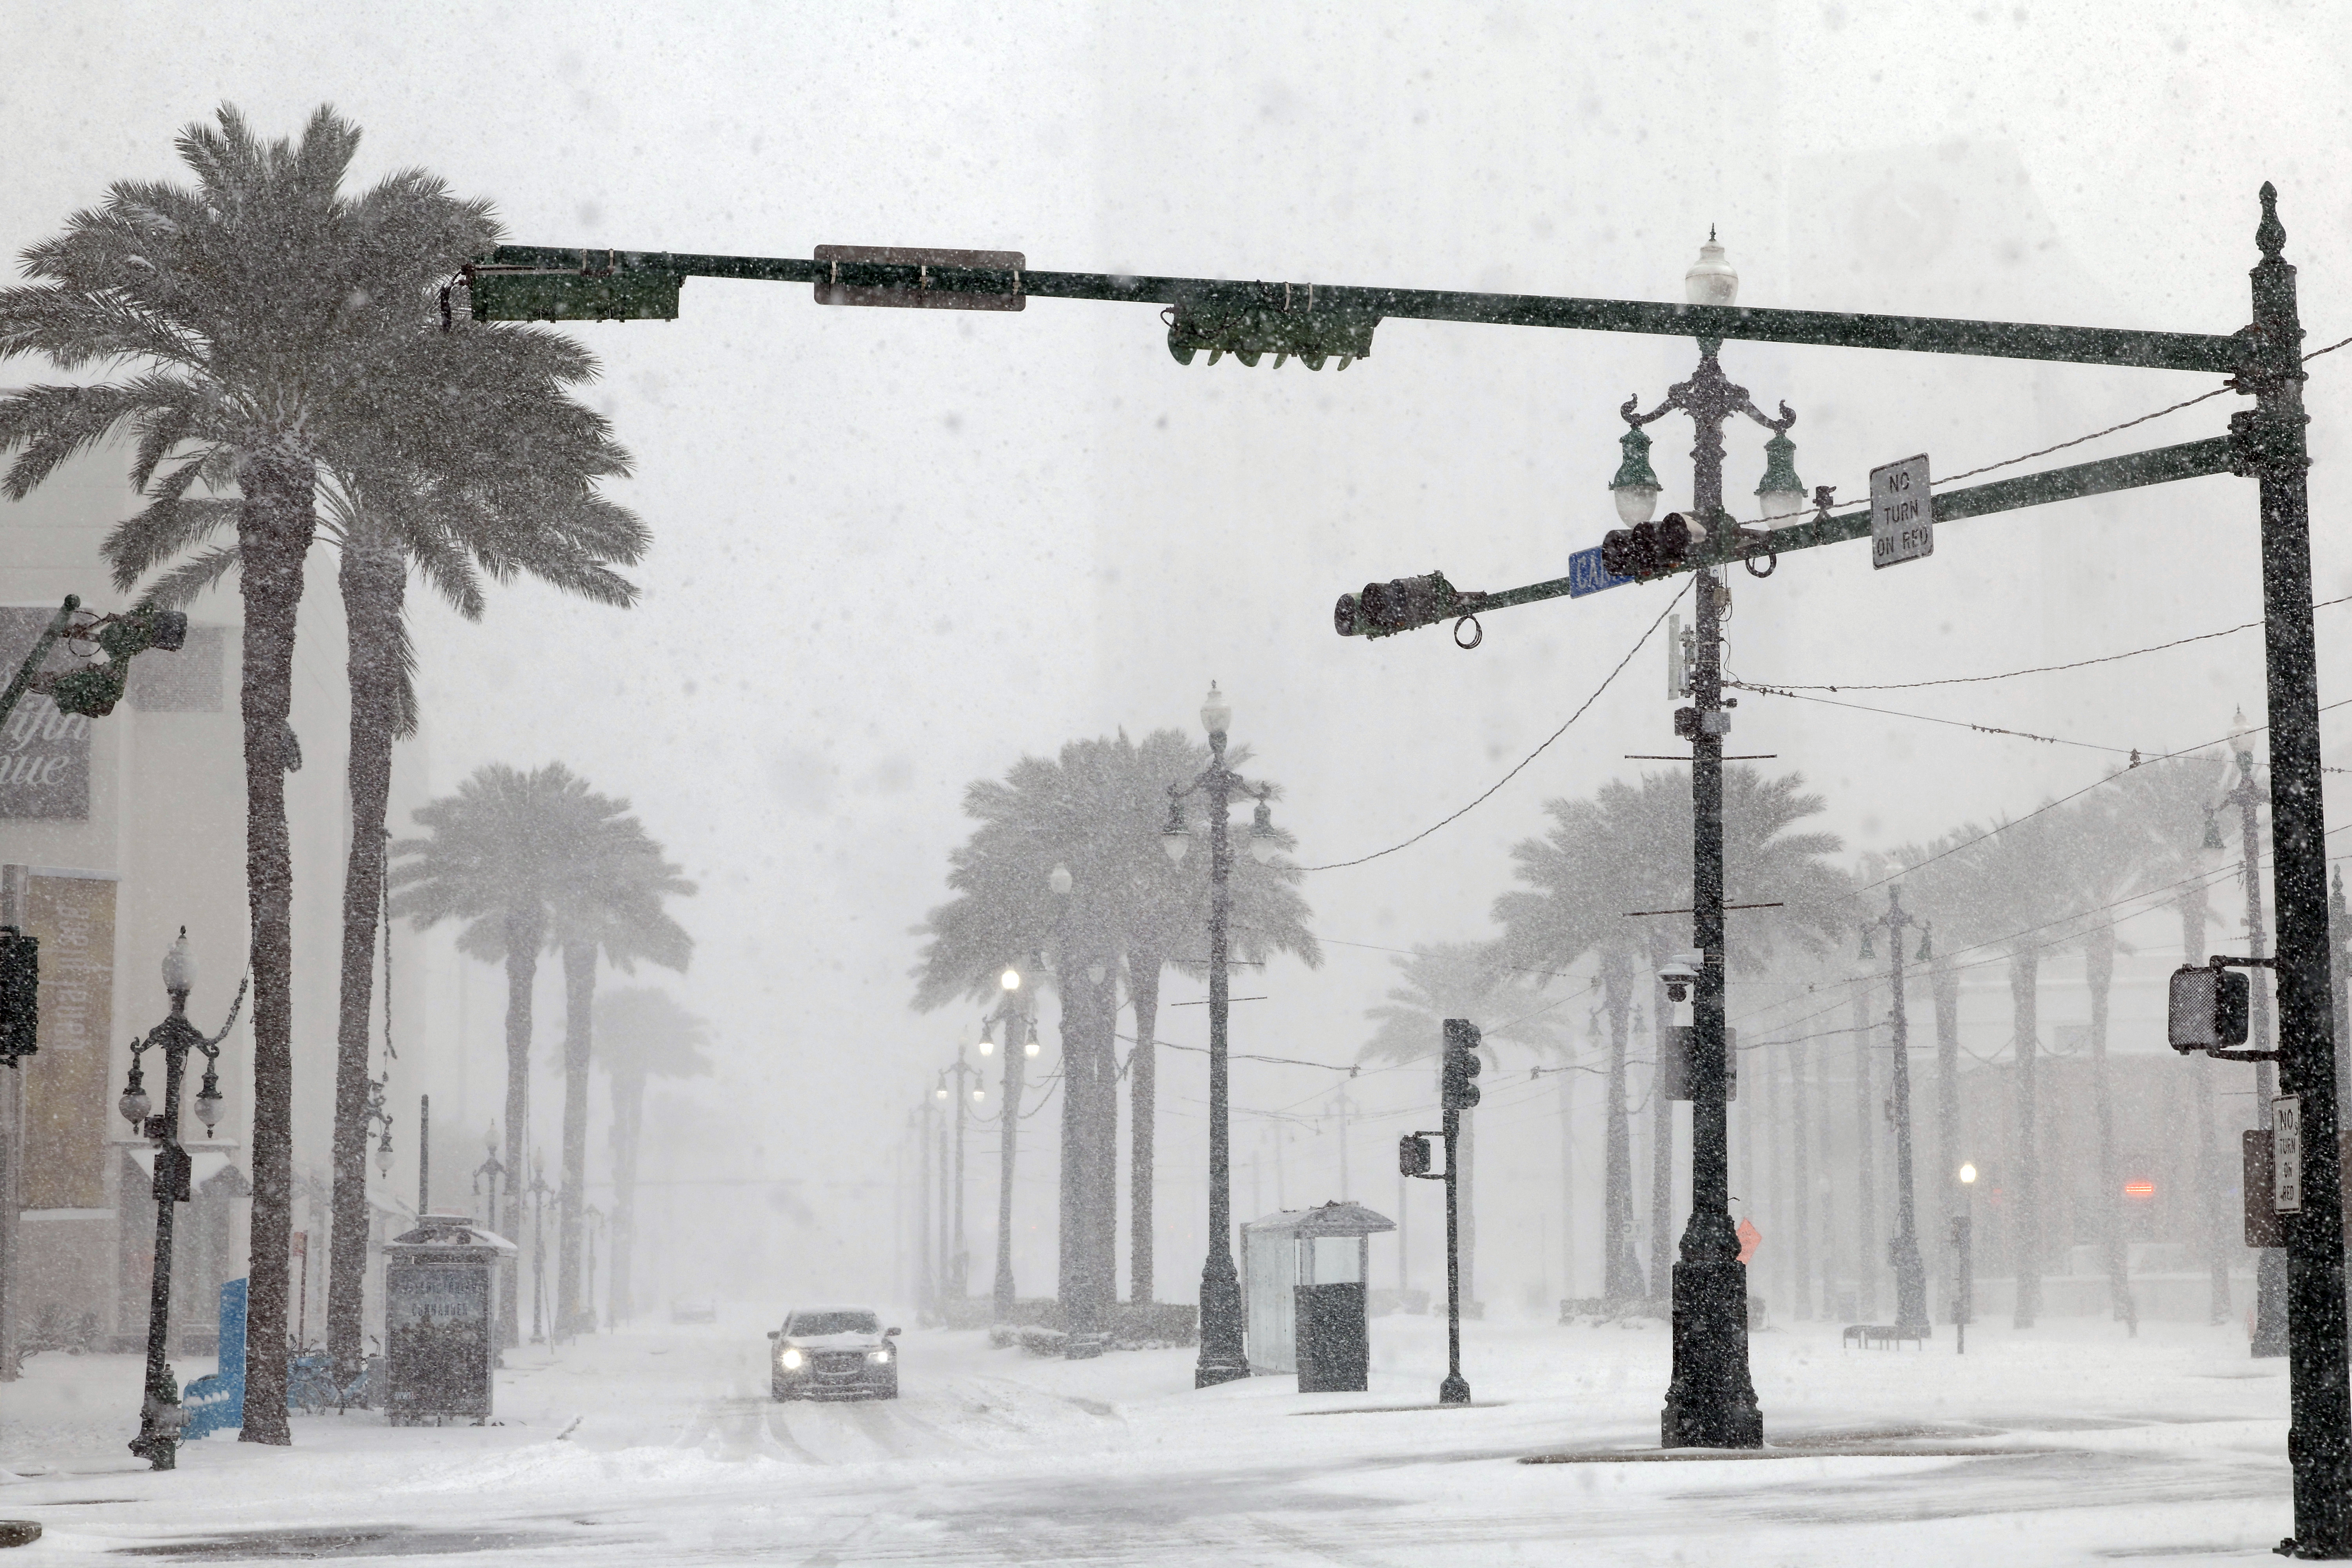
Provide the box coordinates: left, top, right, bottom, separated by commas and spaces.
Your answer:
1659, 958, 1699, 1004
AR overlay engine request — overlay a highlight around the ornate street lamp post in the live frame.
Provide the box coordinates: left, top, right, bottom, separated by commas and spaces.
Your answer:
985, 964, 1035, 1324
1161, 682, 1280, 1387
1611, 238, 1797, 1450
472, 1125, 511, 1351
121, 929, 246, 1471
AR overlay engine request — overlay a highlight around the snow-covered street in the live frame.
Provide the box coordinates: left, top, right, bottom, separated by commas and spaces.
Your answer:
0, 1310, 2304, 1563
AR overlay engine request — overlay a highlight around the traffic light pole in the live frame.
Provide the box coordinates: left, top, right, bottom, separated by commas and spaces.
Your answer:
2242, 189, 2351, 1559
1440, 1103, 1468, 1406
2229, 745, 2291, 1357
475, 184, 2345, 1549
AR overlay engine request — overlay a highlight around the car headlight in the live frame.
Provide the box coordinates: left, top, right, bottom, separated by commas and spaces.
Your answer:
869, 1349, 891, 1364
780, 1348, 802, 1369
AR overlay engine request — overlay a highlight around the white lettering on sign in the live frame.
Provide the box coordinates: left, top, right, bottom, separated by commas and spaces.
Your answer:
2274, 1094, 2304, 1214
1871, 454, 1933, 569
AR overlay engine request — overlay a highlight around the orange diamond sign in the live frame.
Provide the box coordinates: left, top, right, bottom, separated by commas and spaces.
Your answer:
1735, 1218, 1762, 1264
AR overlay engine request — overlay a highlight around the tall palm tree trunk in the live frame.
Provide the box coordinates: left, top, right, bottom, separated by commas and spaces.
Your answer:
558, 941, 595, 1338
327, 548, 404, 1387
2085, 924, 2137, 1333
608, 1074, 644, 1322
237, 453, 318, 1447
1128, 955, 1161, 1303
1601, 951, 1638, 1305
1852, 977, 1879, 1318
1790, 1043, 1813, 1319
2009, 950, 2043, 1327
1932, 954, 1961, 1321
1816, 1036, 1840, 1317
501, 910, 543, 1347
1080, 965, 1118, 1336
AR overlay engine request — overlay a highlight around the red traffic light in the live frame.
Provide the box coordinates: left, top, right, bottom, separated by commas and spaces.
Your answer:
1599, 514, 1696, 582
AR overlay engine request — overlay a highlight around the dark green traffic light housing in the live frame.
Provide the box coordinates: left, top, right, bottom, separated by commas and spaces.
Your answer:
465, 254, 684, 323
1165, 294, 1379, 369
1441, 1018, 1483, 1110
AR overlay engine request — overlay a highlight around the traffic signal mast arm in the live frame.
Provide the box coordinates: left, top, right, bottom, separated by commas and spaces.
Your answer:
1334, 433, 2235, 639
467, 245, 2241, 373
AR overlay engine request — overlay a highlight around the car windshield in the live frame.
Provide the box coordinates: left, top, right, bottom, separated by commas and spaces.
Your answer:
788, 1312, 878, 1337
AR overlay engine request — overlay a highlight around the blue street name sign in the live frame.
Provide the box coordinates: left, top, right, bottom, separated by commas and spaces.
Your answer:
1568, 546, 1630, 598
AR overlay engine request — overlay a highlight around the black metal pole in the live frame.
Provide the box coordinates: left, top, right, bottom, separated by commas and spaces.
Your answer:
1886, 892, 1929, 1335
1659, 347, 1764, 1450
2232, 749, 2292, 1358
1439, 1105, 1469, 1405
2241, 184, 2352, 1559
1195, 736, 1249, 1387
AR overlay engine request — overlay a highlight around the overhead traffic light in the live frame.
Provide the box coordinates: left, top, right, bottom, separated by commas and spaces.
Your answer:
465, 254, 686, 323
1441, 1018, 1483, 1111
1598, 512, 1696, 583
1334, 572, 1482, 639
0, 926, 37, 1067
1165, 296, 1380, 369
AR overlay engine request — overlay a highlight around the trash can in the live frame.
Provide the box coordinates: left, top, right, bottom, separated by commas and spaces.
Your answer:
1241, 1201, 1395, 1391
381, 1210, 515, 1426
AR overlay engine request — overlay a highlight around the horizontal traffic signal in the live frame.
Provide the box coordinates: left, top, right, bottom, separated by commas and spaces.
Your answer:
466, 263, 684, 323
1166, 298, 1379, 369
1334, 572, 1477, 638
1598, 513, 1696, 582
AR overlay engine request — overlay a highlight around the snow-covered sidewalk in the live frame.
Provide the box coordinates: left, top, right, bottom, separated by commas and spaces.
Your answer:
0, 1308, 2303, 1563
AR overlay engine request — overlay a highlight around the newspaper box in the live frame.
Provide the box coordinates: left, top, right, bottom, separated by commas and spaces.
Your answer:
382, 1210, 515, 1426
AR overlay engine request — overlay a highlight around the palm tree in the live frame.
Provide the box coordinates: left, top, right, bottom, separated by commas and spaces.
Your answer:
1497, 766, 1846, 1306
390, 762, 632, 1339
593, 988, 713, 1323
122, 392, 646, 1383
1361, 942, 1566, 1306
912, 730, 1316, 1320
548, 831, 693, 1336
0, 104, 583, 1443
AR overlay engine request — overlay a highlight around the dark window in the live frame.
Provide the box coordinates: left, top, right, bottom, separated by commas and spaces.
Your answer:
787, 1310, 878, 1336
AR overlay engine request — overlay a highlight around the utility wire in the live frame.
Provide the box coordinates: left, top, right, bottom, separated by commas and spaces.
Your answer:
1743, 594, 2352, 695
1292, 579, 1692, 873
1730, 681, 2145, 756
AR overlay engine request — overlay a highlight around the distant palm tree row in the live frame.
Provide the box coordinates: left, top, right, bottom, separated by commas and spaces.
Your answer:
0, 105, 648, 1426
913, 729, 1316, 1321
1385, 747, 2254, 1326
392, 762, 695, 1341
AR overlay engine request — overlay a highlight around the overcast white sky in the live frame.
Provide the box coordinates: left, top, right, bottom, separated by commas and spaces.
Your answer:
6, 0, 2350, 1302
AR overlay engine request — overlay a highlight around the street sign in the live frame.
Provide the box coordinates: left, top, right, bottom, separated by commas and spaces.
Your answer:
1568, 545, 1630, 598
2276, 1094, 2305, 1213
1870, 453, 1933, 568
813, 246, 1025, 312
